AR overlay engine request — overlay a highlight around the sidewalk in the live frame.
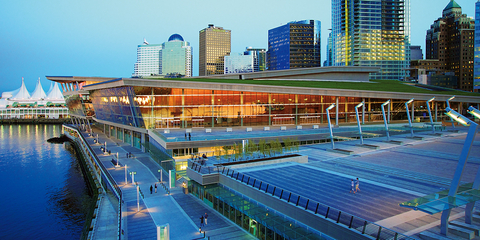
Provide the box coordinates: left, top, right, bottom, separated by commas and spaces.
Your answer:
83, 127, 255, 240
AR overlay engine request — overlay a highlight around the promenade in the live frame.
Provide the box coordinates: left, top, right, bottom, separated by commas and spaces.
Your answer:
82, 126, 256, 240
79, 122, 480, 240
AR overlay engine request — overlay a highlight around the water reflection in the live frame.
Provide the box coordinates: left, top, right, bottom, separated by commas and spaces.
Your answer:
0, 124, 93, 239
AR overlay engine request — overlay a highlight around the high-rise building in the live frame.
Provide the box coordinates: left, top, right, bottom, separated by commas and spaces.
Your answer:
224, 53, 254, 74
324, 32, 333, 67
244, 47, 266, 72
331, 0, 410, 80
133, 39, 162, 77
199, 24, 231, 76
161, 34, 193, 77
475, 0, 480, 90
426, 0, 475, 92
267, 20, 321, 70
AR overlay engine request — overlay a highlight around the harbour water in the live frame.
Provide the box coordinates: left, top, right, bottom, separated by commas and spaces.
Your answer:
0, 124, 93, 239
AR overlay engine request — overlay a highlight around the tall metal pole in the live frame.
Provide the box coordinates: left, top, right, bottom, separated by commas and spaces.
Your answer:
355, 102, 364, 145
381, 100, 391, 141
326, 104, 336, 149
405, 99, 414, 137
427, 97, 435, 133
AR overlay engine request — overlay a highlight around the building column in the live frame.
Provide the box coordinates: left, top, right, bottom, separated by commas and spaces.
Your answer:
335, 97, 339, 126
368, 98, 371, 122
211, 90, 215, 127
240, 92, 244, 126
435, 102, 438, 122
268, 94, 272, 125
182, 89, 185, 128
130, 130, 134, 147
388, 99, 392, 123
295, 94, 298, 125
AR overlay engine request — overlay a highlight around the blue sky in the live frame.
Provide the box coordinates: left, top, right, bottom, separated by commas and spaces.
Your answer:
0, 0, 476, 94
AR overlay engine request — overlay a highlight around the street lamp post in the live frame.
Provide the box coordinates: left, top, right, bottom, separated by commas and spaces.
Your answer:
116, 152, 119, 167
326, 104, 336, 149
158, 169, 163, 183
405, 99, 414, 137
136, 183, 140, 212
125, 164, 128, 185
427, 97, 436, 133
440, 107, 478, 235
355, 102, 365, 145
381, 100, 391, 141
130, 171, 137, 185
446, 96, 456, 129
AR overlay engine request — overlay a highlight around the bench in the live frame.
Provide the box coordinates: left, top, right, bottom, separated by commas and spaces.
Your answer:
226, 128, 232, 132
163, 129, 170, 134
313, 125, 319, 129
205, 128, 212, 133
280, 126, 287, 131
296, 125, 302, 130
185, 129, 192, 133
448, 225, 475, 239
246, 127, 252, 132
264, 127, 270, 131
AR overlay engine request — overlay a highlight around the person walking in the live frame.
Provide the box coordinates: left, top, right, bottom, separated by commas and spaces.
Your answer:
199, 215, 204, 232
204, 212, 208, 225
349, 179, 355, 193
188, 132, 191, 141
154, 183, 157, 193
185, 133, 187, 140
355, 178, 360, 193
150, 185, 153, 194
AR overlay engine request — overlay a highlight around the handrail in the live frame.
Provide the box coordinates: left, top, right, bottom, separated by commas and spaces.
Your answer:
63, 124, 123, 240
188, 160, 412, 240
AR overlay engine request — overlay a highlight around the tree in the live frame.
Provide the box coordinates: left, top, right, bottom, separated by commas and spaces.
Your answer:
283, 138, 291, 153
258, 139, 267, 157
222, 145, 230, 158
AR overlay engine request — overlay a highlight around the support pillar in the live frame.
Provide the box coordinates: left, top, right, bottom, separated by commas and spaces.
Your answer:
335, 97, 339, 127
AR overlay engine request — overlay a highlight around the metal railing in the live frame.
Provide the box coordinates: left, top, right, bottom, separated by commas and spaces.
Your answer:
64, 125, 123, 240
188, 160, 413, 240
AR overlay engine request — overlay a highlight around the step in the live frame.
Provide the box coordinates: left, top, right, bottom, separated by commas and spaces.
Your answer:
448, 225, 475, 239
419, 231, 450, 240
450, 221, 480, 236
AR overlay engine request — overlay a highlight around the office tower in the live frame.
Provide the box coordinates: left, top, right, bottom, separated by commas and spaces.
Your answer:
244, 47, 266, 72
161, 34, 193, 77
475, 0, 480, 90
426, 0, 475, 91
331, 0, 410, 80
324, 32, 333, 67
199, 24, 231, 76
224, 53, 254, 74
410, 46, 423, 61
133, 39, 162, 77
267, 20, 321, 70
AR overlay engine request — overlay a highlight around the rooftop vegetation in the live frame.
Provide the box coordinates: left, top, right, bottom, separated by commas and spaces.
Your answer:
146, 78, 480, 97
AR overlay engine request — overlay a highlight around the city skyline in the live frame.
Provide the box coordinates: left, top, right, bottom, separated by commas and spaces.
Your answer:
0, 0, 476, 93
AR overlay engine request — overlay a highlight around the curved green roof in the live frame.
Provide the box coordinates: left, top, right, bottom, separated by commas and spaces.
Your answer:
444, 0, 461, 11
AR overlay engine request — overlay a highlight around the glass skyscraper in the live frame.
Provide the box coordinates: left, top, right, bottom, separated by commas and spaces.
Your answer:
160, 34, 192, 77
133, 40, 162, 77
331, 0, 410, 80
245, 47, 266, 72
199, 24, 231, 76
475, 0, 480, 90
267, 20, 321, 70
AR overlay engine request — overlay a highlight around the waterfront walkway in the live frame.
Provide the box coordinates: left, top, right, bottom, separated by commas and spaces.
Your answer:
83, 127, 255, 240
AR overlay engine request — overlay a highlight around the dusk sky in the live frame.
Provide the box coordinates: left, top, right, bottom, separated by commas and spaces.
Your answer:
0, 0, 476, 94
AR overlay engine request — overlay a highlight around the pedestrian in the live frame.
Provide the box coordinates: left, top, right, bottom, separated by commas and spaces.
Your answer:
349, 179, 355, 193
204, 212, 208, 225
199, 215, 204, 232
355, 178, 360, 193
150, 185, 153, 194
188, 132, 191, 141
126, 152, 128, 158
185, 133, 187, 140
155, 184, 157, 193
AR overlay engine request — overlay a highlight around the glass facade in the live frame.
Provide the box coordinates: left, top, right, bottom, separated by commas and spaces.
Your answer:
331, 0, 410, 80
267, 20, 321, 70
199, 24, 231, 76
224, 53, 254, 74
85, 86, 455, 130
161, 36, 192, 77
90, 86, 145, 128
245, 47, 267, 72
189, 182, 329, 240
475, 0, 480, 90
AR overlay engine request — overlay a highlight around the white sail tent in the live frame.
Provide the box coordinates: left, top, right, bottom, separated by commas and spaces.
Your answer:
30, 78, 47, 100
45, 82, 64, 102
10, 78, 31, 101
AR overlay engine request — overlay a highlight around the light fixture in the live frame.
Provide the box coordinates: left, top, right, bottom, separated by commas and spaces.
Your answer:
467, 106, 480, 119
445, 107, 470, 127
405, 98, 414, 137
